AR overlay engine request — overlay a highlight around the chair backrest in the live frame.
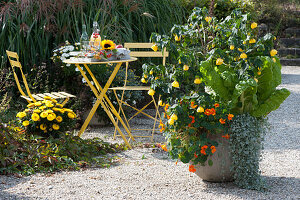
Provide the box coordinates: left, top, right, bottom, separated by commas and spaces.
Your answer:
124, 43, 169, 66
6, 50, 36, 102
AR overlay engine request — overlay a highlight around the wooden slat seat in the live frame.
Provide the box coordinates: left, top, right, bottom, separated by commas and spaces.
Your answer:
109, 86, 150, 91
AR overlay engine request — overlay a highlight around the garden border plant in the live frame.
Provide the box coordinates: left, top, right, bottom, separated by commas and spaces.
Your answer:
142, 7, 290, 190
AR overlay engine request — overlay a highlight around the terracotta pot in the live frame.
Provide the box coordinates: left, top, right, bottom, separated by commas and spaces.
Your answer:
191, 134, 233, 182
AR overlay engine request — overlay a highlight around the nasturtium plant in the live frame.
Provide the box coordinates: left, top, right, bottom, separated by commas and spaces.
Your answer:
142, 7, 289, 171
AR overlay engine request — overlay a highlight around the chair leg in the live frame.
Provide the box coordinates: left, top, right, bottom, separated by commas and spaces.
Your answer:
61, 97, 70, 106
113, 89, 131, 140
151, 95, 161, 142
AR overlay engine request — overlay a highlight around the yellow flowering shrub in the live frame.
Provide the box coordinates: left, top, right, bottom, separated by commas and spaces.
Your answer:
16, 96, 76, 138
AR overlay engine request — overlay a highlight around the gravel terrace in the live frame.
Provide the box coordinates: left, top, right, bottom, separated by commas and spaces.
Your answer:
0, 66, 299, 200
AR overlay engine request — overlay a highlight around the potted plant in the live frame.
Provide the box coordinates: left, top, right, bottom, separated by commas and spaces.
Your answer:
16, 96, 77, 138
142, 7, 290, 190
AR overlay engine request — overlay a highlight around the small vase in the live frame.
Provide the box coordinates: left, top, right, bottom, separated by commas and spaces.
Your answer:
191, 134, 233, 182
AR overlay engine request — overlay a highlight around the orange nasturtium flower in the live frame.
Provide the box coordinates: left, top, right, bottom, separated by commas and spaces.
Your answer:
164, 104, 170, 112
219, 118, 226, 124
222, 134, 230, 139
204, 108, 216, 116
194, 152, 198, 158
214, 103, 219, 108
189, 165, 196, 173
211, 146, 216, 154
210, 108, 216, 116
228, 114, 234, 120
159, 121, 165, 132
161, 144, 168, 152
190, 101, 198, 109
201, 145, 208, 155
189, 116, 195, 123
204, 109, 211, 116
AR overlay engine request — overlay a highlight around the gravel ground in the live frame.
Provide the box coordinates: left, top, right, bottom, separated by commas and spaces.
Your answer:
1, 66, 300, 200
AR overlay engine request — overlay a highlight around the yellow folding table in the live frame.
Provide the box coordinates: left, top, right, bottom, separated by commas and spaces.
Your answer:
63, 57, 137, 149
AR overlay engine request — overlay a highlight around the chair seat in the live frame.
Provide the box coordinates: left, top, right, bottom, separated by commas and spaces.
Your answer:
21, 91, 75, 101
109, 86, 150, 91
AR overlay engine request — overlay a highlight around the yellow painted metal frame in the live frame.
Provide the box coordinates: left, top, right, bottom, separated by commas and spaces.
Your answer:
6, 50, 74, 106
110, 43, 168, 142
63, 58, 138, 149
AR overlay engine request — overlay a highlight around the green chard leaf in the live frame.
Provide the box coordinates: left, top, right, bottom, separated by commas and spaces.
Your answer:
199, 60, 230, 101
251, 88, 290, 117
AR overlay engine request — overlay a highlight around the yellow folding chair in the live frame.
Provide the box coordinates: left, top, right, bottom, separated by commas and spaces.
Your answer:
109, 43, 169, 141
6, 50, 75, 105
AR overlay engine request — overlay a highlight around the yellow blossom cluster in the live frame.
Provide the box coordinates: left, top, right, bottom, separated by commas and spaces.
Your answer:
16, 96, 76, 136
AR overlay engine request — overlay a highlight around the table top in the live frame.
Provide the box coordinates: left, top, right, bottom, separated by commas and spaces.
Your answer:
63, 57, 137, 64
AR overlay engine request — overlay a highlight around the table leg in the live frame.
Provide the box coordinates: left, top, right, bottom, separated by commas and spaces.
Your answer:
75, 63, 134, 148
83, 64, 135, 141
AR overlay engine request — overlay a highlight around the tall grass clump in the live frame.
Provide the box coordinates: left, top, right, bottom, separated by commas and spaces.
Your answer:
0, 0, 186, 71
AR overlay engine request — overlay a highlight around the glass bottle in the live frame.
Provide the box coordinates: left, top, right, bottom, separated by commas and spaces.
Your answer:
90, 21, 101, 50
80, 24, 89, 53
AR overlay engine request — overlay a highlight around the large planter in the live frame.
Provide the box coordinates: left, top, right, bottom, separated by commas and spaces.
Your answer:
191, 134, 233, 182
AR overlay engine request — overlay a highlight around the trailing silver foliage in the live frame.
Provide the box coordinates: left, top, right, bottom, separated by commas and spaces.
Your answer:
229, 113, 269, 191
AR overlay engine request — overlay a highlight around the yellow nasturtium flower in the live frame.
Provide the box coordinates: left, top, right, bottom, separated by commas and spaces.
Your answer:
149, 70, 153, 75
273, 58, 276, 63
230, 45, 235, 50
178, 59, 182, 64
158, 100, 165, 107
251, 22, 257, 29
168, 118, 175, 125
175, 35, 181, 41
144, 74, 148, 78
148, 89, 155, 96
183, 65, 189, 71
240, 53, 247, 59
216, 58, 224, 65
170, 114, 178, 121
197, 106, 204, 113
194, 78, 202, 84
270, 49, 278, 57
243, 41, 247, 45
238, 48, 243, 52
141, 78, 147, 83
172, 81, 179, 88
205, 16, 212, 22
151, 45, 158, 52
249, 39, 256, 44
52, 124, 60, 130
31, 113, 40, 121
22, 121, 30, 127
155, 77, 159, 80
